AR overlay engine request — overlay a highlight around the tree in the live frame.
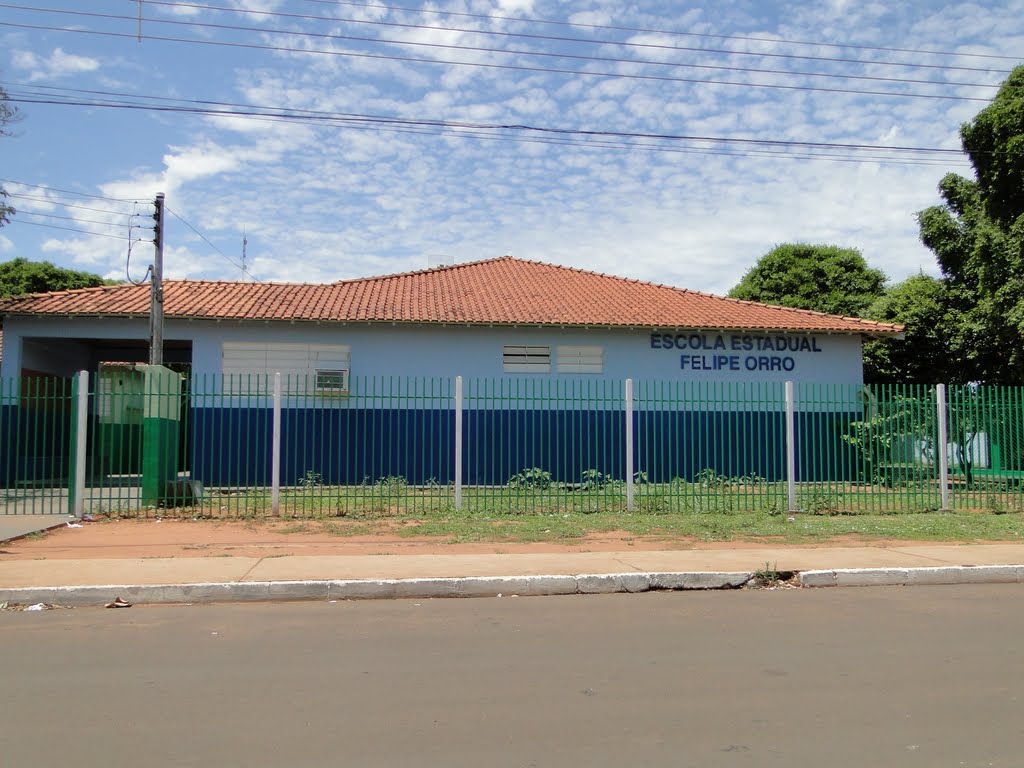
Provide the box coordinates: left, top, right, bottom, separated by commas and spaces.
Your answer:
728, 243, 886, 317
916, 65, 1024, 384
0, 84, 20, 228
862, 274, 959, 384
0, 258, 114, 297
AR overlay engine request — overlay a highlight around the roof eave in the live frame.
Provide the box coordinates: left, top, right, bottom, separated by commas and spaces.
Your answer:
0, 312, 903, 336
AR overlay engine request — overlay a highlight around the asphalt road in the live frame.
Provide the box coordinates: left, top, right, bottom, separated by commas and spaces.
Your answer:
3, 586, 1023, 767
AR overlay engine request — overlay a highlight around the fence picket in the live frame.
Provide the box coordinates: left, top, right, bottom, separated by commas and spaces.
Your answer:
2, 374, 1022, 519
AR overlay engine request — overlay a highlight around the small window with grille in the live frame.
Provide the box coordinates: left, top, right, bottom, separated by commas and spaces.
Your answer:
502, 345, 551, 374
315, 368, 349, 394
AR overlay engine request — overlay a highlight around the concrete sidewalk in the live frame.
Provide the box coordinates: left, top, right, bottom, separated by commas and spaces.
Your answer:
3, 541, 1024, 606
0, 514, 74, 543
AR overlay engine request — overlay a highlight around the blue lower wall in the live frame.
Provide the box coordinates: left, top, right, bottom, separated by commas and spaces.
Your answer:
0, 404, 75, 487
0, 403, 864, 489
191, 407, 456, 487
188, 407, 861, 487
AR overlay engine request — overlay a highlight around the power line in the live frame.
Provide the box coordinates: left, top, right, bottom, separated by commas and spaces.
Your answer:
0, 19, 997, 103
15, 209, 146, 230
298, 0, 1024, 64
0, 84, 968, 155
0, 177, 140, 203
6, 191, 141, 217
3, 92, 971, 164
164, 206, 260, 281
143, 0, 1013, 78
8, 218, 133, 240
1, 83, 966, 168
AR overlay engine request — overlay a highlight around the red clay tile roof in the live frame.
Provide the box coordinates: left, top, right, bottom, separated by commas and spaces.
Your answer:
0, 256, 902, 335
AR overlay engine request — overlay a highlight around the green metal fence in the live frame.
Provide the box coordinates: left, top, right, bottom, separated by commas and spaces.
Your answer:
3, 373, 1024, 518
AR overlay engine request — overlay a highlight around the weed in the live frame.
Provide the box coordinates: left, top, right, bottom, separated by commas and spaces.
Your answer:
375, 475, 409, 492
508, 467, 552, 490
580, 469, 612, 491
799, 489, 845, 516
297, 470, 323, 490
753, 561, 781, 587
635, 493, 669, 514
695, 468, 728, 489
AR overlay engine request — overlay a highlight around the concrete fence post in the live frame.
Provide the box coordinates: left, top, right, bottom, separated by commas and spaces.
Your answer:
785, 380, 797, 514
271, 372, 281, 515
936, 383, 950, 511
72, 370, 89, 518
625, 378, 634, 512
454, 376, 463, 512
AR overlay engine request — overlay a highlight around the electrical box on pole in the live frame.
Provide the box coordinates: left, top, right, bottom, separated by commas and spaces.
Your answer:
149, 192, 165, 366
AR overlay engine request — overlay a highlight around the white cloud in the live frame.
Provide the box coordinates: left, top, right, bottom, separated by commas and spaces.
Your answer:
496, 0, 536, 14
8, 0, 1023, 297
11, 47, 100, 81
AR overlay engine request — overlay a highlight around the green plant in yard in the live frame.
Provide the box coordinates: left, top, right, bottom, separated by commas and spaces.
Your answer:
635, 493, 669, 514
375, 475, 408, 491
842, 389, 937, 485
508, 467, 552, 490
799, 489, 845, 515
297, 470, 323, 489
694, 468, 727, 489
580, 469, 612, 491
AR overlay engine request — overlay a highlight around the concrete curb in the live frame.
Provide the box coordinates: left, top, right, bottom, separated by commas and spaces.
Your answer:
4, 566, 1024, 607
799, 565, 1024, 588
0, 571, 756, 607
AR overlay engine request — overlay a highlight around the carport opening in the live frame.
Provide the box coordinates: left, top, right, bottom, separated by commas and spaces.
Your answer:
15, 338, 193, 487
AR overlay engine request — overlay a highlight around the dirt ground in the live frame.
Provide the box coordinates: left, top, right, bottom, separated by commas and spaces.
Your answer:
0, 517, 947, 560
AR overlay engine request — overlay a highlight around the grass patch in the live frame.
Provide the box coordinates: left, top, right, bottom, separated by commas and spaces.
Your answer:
382, 507, 1024, 544
97, 479, 1024, 544
276, 523, 312, 535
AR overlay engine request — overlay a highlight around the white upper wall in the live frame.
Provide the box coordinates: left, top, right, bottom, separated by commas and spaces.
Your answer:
0, 316, 865, 383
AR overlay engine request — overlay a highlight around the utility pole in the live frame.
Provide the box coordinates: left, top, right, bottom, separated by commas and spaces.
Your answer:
149, 192, 165, 366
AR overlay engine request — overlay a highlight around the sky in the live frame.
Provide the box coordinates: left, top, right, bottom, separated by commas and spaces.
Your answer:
0, 0, 1022, 296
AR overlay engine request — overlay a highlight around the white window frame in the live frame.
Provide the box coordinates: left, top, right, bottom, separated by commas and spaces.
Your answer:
503, 345, 551, 374
557, 345, 604, 374
314, 368, 349, 395
222, 342, 351, 393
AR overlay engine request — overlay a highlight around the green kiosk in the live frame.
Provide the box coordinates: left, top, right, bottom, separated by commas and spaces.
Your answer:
97, 363, 184, 506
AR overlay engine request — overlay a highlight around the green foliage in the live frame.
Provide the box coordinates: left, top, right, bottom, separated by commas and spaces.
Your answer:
916, 65, 1024, 384
728, 243, 886, 318
579, 468, 612, 490
297, 470, 323, 489
0, 258, 116, 298
959, 65, 1024, 228
863, 274, 957, 384
798, 489, 845, 515
375, 475, 409, 491
753, 561, 782, 587
694, 468, 764, 488
841, 390, 936, 485
0, 85, 20, 228
508, 467, 552, 490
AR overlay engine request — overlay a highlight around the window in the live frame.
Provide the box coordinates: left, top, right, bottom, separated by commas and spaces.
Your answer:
503, 345, 551, 374
557, 345, 604, 374
314, 368, 349, 394
222, 342, 350, 392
